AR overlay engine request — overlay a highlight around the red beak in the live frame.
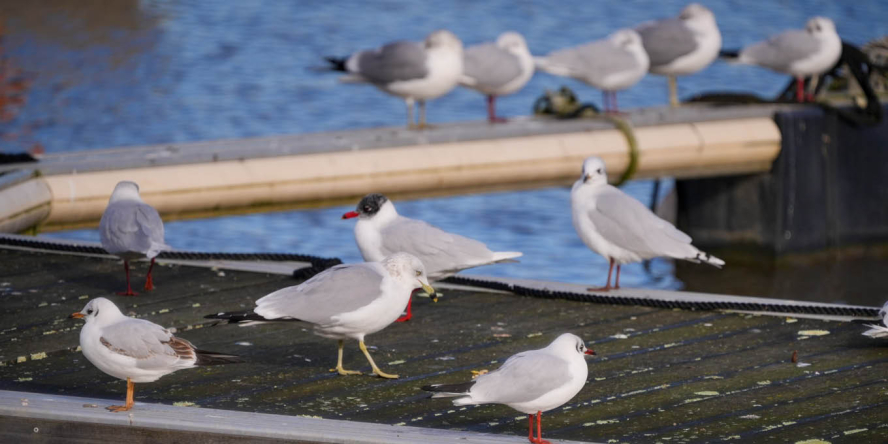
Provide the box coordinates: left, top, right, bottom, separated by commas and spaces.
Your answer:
584, 349, 596, 356
342, 211, 359, 219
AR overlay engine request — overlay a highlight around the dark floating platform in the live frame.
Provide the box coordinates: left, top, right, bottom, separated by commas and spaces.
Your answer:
1, 246, 887, 443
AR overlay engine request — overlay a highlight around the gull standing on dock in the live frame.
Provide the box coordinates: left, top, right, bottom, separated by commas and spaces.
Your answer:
423, 333, 595, 444
342, 193, 522, 321
636, 3, 722, 107
70, 298, 243, 412
734, 17, 842, 102
862, 301, 888, 338
535, 29, 649, 113
324, 30, 464, 129
99, 181, 170, 296
460, 32, 534, 122
205, 253, 434, 379
571, 157, 724, 290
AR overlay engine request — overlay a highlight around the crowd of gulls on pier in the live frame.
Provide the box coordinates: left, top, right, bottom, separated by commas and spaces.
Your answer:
63, 4, 887, 443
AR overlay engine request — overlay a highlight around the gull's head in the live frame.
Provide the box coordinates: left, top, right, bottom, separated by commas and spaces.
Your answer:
426, 29, 463, 53
69, 297, 123, 325
383, 252, 435, 296
806, 17, 837, 38
109, 181, 142, 203
550, 333, 596, 358
342, 193, 393, 220
879, 301, 888, 324
580, 156, 608, 186
678, 3, 717, 31
496, 32, 529, 55
610, 28, 646, 54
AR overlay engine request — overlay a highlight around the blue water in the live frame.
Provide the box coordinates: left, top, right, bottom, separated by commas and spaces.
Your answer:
6, 1, 888, 295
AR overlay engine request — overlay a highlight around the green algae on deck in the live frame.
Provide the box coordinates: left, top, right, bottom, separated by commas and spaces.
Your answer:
1, 247, 887, 443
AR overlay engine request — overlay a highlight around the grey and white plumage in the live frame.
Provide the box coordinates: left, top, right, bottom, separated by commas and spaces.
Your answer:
461, 32, 534, 97
736, 17, 842, 78
325, 30, 464, 128
571, 157, 723, 289
636, 3, 722, 75
100, 181, 168, 261
344, 193, 522, 281
422, 333, 594, 443
206, 253, 434, 378
536, 29, 649, 98
862, 301, 888, 338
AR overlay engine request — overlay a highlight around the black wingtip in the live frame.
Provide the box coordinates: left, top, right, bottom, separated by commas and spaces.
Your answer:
203, 312, 267, 324
194, 349, 245, 366
719, 49, 740, 59
324, 56, 348, 72
420, 382, 475, 393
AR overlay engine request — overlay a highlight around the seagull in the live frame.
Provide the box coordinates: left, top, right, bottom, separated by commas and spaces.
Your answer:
342, 193, 522, 321
636, 3, 722, 107
99, 181, 170, 296
205, 252, 434, 379
535, 29, 649, 113
460, 32, 534, 123
422, 333, 595, 444
862, 301, 888, 338
325, 30, 463, 129
735, 17, 842, 102
571, 157, 724, 290
69, 298, 243, 412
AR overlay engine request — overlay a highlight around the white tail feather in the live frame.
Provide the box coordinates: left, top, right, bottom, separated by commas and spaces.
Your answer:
492, 251, 523, 263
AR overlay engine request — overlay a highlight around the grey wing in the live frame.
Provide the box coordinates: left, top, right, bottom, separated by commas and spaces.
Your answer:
636, 18, 697, 67
379, 217, 494, 277
741, 30, 820, 70
546, 41, 641, 81
254, 263, 386, 324
471, 352, 572, 404
99, 202, 165, 256
100, 319, 191, 369
463, 43, 523, 90
349, 41, 428, 84
589, 187, 693, 256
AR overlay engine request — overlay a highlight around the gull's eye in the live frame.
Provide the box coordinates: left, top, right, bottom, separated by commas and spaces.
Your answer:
87, 309, 93, 315
415, 270, 422, 277
597, 168, 603, 174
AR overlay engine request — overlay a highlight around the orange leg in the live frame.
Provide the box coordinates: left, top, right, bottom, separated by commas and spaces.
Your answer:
795, 77, 805, 102
587, 258, 615, 292
108, 378, 135, 412
527, 413, 535, 443
117, 261, 137, 296
144, 258, 156, 291
396, 297, 413, 322
487, 95, 507, 123
530, 410, 551, 444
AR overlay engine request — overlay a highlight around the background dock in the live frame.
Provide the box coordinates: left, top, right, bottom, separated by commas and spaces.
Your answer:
2, 245, 886, 443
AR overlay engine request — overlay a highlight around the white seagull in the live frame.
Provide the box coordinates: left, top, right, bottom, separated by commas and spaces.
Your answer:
535, 29, 649, 113
70, 298, 243, 412
206, 252, 434, 379
862, 301, 888, 338
571, 157, 724, 290
325, 30, 464, 129
736, 17, 842, 102
460, 32, 534, 123
99, 181, 170, 296
636, 3, 722, 107
342, 193, 522, 321
423, 333, 595, 444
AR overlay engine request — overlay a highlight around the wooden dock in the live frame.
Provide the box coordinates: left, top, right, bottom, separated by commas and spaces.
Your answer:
1, 243, 886, 443
0, 104, 783, 233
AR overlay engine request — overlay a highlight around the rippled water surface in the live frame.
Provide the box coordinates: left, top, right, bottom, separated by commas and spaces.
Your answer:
3, 1, 887, 305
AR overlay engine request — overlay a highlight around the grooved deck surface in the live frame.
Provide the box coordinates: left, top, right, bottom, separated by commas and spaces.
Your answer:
1, 247, 887, 443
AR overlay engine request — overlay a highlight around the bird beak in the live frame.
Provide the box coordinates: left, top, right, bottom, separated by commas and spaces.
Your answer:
421, 282, 437, 302
342, 211, 359, 219
69, 312, 84, 319
583, 174, 591, 183
584, 349, 596, 356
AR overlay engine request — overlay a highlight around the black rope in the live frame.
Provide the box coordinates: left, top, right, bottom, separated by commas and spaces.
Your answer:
441, 275, 880, 319
0, 235, 341, 279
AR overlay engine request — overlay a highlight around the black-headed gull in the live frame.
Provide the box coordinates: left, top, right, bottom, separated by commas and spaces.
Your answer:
99, 181, 170, 296
736, 17, 842, 102
342, 193, 522, 321
325, 30, 463, 129
70, 298, 242, 412
423, 333, 595, 444
571, 157, 724, 290
636, 3, 722, 107
862, 301, 888, 338
536, 29, 649, 113
460, 32, 534, 123
206, 252, 434, 379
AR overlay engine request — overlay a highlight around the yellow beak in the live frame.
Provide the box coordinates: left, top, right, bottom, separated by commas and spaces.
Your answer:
421, 282, 437, 302
69, 312, 84, 319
